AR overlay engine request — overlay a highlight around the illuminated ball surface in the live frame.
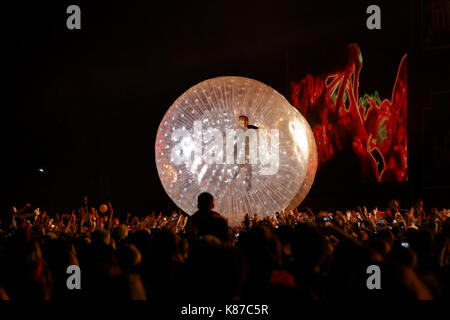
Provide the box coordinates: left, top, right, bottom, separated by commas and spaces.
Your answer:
155, 76, 317, 225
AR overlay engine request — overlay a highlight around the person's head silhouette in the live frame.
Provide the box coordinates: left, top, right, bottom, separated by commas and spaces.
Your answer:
197, 192, 214, 210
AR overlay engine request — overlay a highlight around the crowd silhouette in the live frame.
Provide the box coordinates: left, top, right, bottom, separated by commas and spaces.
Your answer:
0, 194, 449, 300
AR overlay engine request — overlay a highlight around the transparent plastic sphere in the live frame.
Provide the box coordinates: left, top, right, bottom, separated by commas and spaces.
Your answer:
155, 76, 317, 226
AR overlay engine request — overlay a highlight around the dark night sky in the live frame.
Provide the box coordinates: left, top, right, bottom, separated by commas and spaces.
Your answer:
4, 0, 410, 215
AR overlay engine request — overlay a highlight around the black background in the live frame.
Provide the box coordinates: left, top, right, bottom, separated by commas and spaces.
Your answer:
3, 0, 449, 218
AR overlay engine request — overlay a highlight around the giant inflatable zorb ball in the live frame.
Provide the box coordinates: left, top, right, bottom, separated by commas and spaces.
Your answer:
155, 76, 317, 226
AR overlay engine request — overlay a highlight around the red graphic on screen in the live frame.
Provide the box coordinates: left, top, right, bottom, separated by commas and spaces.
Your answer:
291, 44, 407, 182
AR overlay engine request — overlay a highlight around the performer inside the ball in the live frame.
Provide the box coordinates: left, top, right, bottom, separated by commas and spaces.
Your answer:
235, 115, 258, 192
239, 115, 259, 130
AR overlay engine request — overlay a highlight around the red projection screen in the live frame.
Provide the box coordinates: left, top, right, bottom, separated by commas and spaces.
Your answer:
290, 44, 407, 183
